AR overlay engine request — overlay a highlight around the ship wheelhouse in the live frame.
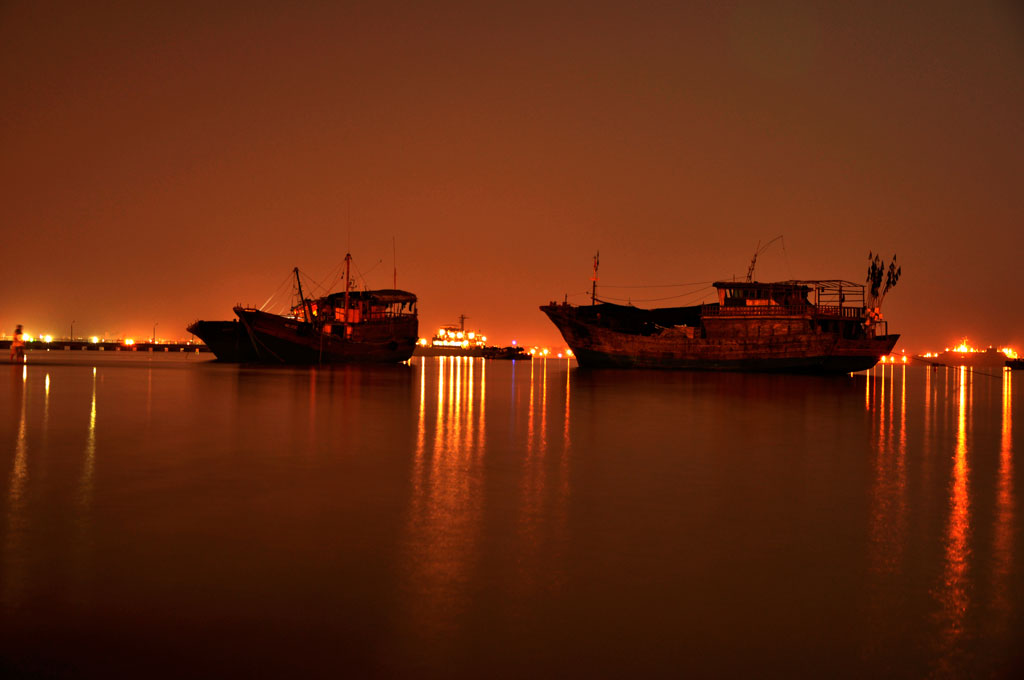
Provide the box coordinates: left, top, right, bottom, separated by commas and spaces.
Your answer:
703, 280, 881, 340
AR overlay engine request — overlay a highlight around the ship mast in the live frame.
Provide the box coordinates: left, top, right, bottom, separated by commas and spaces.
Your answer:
591, 250, 599, 305
343, 253, 352, 335
294, 267, 313, 324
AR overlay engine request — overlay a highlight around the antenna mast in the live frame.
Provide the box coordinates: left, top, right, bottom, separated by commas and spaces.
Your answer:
745, 235, 784, 283
591, 250, 600, 305
343, 253, 352, 336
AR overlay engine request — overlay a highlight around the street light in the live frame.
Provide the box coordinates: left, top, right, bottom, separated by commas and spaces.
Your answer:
152, 322, 158, 344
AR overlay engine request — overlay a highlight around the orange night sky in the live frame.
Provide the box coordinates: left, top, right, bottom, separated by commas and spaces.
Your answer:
2, 1, 1021, 351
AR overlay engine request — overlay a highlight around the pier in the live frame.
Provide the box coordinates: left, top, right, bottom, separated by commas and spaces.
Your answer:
1, 339, 210, 353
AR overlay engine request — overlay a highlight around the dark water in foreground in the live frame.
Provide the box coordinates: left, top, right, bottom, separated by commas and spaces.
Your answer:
1, 353, 1021, 678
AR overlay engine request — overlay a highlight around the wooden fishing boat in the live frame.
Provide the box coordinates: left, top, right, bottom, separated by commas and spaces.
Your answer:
542, 249, 902, 374
234, 255, 418, 364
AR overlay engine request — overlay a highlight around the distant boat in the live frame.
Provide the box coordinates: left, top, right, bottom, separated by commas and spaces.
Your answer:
1007, 358, 1023, 370
413, 314, 530, 360
914, 346, 1013, 368
234, 256, 418, 364
542, 279, 898, 373
186, 320, 258, 362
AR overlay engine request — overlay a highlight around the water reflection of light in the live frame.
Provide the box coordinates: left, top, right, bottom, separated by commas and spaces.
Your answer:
4, 362, 30, 603
540, 356, 548, 452
415, 357, 425, 459
404, 356, 488, 646
563, 362, 571, 447
81, 368, 97, 506
403, 356, 572, 648
527, 358, 535, 451
940, 366, 971, 661
451, 357, 462, 453
993, 369, 1013, 613
43, 373, 51, 432
868, 363, 907, 579
478, 358, 485, 449
899, 365, 907, 458
517, 355, 554, 597
864, 364, 871, 410
924, 365, 932, 461
877, 359, 887, 451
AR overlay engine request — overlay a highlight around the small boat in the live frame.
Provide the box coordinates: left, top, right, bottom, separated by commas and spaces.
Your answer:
186, 320, 259, 362
541, 252, 901, 373
1007, 358, 1024, 370
234, 255, 418, 364
413, 315, 530, 360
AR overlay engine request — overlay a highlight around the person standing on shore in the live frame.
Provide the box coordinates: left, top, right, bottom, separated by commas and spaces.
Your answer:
10, 324, 25, 362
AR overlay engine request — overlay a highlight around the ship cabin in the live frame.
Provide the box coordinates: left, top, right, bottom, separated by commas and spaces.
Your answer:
708, 280, 875, 339
713, 280, 865, 315
295, 289, 417, 329
715, 282, 811, 309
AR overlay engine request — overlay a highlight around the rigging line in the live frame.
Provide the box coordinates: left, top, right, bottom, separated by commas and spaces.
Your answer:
603, 283, 716, 299
259, 271, 297, 311
309, 264, 342, 297
598, 288, 716, 303
353, 258, 383, 288
781, 236, 793, 280
298, 267, 335, 298
597, 280, 714, 289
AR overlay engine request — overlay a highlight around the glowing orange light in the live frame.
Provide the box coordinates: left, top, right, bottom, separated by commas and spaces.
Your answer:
953, 339, 976, 353
124, 338, 135, 346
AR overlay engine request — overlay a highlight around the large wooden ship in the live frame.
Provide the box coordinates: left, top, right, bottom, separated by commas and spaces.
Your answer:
542, 279, 899, 373
233, 256, 418, 364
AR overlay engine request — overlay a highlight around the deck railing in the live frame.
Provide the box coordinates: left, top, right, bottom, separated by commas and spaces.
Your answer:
703, 304, 864, 319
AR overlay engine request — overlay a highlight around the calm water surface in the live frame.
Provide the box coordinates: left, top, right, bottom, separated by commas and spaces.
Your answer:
1, 352, 1021, 677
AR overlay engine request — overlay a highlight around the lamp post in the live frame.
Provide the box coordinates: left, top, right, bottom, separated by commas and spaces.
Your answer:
71, 319, 75, 342
152, 322, 158, 344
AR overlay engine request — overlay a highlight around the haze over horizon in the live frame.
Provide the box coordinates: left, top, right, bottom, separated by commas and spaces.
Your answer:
2, 1, 1021, 352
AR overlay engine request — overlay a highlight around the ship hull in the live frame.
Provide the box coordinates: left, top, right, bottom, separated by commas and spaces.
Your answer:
542, 304, 897, 374
234, 307, 417, 364
186, 320, 259, 362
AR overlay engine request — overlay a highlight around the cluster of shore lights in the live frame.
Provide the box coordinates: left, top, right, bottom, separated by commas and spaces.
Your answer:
16, 334, 150, 345
880, 354, 908, 364
527, 348, 574, 359
925, 341, 1019, 358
